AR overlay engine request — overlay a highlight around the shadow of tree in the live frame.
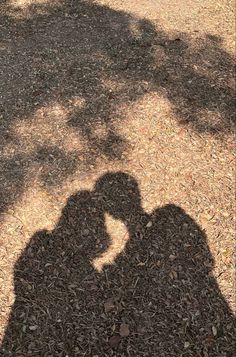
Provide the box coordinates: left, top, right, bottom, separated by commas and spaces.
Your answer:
0, 0, 235, 213
1, 172, 235, 355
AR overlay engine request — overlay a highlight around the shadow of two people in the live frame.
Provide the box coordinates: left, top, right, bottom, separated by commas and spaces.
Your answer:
1, 172, 235, 356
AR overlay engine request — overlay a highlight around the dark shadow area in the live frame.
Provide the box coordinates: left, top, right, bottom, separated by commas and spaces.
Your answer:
0, 0, 235, 214
1, 172, 235, 356
34, 145, 79, 186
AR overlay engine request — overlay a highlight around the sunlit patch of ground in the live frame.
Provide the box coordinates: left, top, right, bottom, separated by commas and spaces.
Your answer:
92, 213, 129, 272
1, 0, 63, 19
10, 0, 50, 7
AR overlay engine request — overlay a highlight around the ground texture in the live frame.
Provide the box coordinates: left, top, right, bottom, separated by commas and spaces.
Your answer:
0, 0, 235, 356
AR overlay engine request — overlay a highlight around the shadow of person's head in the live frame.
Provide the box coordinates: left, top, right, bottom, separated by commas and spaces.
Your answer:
54, 189, 111, 263
94, 172, 145, 224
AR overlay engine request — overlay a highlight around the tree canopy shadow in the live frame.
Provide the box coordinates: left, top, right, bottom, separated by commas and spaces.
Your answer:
0, 0, 235, 213
1, 172, 235, 356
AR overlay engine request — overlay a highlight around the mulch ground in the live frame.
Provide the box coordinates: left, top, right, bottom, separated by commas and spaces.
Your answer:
0, 1, 235, 356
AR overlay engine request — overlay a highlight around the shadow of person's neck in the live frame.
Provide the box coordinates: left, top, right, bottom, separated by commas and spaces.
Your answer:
113, 207, 150, 232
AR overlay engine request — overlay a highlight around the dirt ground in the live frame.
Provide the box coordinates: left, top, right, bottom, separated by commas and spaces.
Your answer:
0, 0, 235, 356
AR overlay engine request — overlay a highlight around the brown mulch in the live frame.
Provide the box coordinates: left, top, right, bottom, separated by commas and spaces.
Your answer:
0, 1, 235, 356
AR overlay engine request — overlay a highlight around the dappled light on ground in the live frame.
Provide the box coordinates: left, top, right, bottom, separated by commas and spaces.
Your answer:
10, 0, 51, 7
0, 0, 235, 354
6, 0, 62, 15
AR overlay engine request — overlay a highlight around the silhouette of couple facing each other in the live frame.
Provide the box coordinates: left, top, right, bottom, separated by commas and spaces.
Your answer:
1, 172, 235, 356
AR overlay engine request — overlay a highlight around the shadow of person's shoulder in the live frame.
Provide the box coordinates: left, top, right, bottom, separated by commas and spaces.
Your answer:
15, 229, 51, 276
13, 189, 105, 295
